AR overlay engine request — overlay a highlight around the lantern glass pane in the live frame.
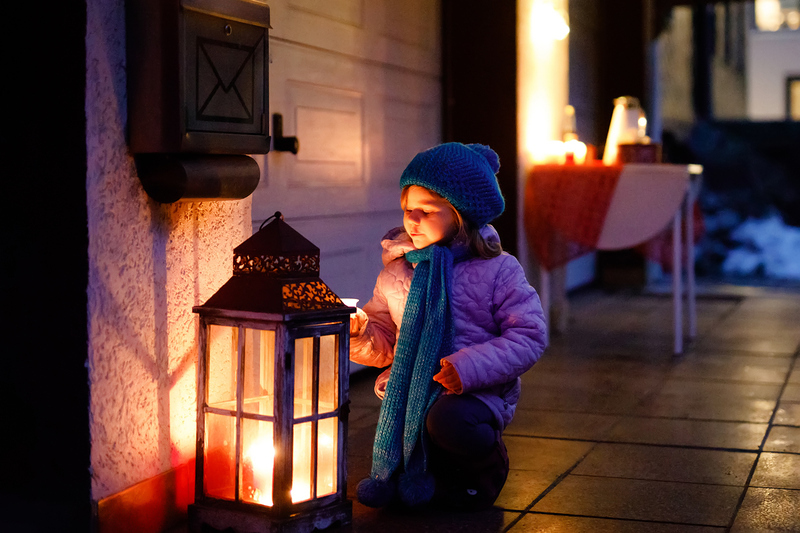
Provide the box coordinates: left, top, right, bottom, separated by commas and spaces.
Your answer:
294, 337, 314, 418
207, 325, 237, 409
243, 328, 275, 416
203, 413, 236, 501
318, 334, 339, 414
241, 418, 275, 507
291, 422, 313, 503
317, 416, 338, 498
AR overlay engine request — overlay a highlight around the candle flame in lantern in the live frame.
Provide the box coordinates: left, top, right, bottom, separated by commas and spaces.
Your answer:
245, 435, 275, 506
243, 429, 337, 506
637, 116, 648, 139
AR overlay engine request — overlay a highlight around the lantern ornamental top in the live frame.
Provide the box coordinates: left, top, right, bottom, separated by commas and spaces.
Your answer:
233, 213, 320, 278
194, 213, 353, 318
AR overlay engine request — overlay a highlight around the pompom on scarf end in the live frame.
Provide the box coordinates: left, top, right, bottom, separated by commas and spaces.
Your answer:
398, 470, 436, 507
357, 476, 396, 508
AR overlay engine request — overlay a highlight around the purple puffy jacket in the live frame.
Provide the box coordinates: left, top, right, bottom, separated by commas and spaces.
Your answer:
350, 226, 548, 431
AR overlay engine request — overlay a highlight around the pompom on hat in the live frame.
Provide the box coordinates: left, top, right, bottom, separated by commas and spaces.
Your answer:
399, 142, 505, 228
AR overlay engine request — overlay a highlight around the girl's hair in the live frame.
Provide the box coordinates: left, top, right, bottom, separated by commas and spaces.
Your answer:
401, 186, 503, 259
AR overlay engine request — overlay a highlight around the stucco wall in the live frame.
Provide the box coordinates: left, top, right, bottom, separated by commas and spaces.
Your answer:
86, 0, 252, 500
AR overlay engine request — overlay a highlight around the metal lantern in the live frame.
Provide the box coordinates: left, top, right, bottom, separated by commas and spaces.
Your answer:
189, 213, 353, 533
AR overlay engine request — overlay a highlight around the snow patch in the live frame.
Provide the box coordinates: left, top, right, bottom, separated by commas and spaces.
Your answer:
721, 211, 800, 280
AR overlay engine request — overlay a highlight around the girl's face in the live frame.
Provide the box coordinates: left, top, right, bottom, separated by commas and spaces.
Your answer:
402, 185, 458, 249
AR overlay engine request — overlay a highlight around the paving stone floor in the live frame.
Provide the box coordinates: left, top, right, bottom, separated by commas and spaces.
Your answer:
340, 285, 800, 532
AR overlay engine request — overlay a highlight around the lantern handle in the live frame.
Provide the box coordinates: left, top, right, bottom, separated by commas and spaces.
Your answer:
260, 211, 284, 230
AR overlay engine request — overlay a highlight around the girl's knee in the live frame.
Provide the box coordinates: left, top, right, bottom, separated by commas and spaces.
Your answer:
426, 395, 496, 457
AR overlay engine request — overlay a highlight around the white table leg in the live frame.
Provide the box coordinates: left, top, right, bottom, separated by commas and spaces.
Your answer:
551, 266, 569, 335
540, 268, 550, 343
673, 210, 683, 355
686, 194, 697, 340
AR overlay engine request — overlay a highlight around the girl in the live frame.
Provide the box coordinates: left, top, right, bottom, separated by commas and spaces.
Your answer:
350, 142, 547, 510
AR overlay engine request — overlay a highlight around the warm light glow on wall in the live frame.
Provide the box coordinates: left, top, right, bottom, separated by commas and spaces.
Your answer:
170, 362, 199, 463
518, 0, 570, 166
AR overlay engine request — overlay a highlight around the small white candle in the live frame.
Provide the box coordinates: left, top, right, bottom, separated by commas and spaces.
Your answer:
341, 298, 359, 308
341, 299, 359, 317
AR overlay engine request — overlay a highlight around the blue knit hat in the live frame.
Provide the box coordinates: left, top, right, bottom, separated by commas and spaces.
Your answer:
399, 142, 505, 228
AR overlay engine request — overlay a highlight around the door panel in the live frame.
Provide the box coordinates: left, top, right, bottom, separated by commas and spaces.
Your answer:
253, 0, 441, 305
288, 81, 364, 187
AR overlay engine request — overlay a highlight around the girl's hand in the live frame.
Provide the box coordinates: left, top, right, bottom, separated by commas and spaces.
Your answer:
433, 360, 463, 394
349, 308, 367, 336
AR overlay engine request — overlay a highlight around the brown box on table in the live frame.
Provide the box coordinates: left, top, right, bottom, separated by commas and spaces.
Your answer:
617, 143, 662, 164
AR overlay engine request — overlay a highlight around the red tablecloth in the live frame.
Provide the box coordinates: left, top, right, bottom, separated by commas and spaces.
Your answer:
524, 163, 623, 271
524, 163, 704, 272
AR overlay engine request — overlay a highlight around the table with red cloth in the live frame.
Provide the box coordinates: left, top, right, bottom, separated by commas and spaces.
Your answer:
523, 161, 703, 354
524, 163, 624, 272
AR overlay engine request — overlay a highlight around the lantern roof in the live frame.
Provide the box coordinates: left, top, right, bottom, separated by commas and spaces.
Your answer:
235, 213, 319, 266
233, 212, 320, 278
194, 212, 353, 319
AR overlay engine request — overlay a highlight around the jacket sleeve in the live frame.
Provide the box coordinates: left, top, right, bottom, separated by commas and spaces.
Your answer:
349, 267, 400, 368
444, 255, 547, 393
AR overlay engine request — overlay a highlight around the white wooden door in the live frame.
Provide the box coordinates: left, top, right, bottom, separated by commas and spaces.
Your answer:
251, 0, 441, 305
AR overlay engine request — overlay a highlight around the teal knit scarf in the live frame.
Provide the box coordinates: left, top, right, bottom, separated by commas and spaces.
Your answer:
356, 244, 457, 507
